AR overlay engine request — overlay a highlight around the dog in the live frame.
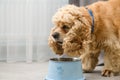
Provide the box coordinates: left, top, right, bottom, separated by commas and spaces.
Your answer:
48, 0, 120, 77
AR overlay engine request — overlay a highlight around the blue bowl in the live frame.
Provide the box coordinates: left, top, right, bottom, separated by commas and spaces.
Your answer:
45, 58, 85, 80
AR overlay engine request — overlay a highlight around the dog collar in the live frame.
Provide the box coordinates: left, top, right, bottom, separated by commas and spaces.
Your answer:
86, 8, 94, 33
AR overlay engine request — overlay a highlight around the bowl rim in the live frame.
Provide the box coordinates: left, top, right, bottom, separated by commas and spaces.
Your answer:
50, 58, 81, 62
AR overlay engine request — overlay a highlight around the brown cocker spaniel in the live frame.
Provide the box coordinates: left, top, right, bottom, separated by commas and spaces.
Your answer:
48, 0, 120, 77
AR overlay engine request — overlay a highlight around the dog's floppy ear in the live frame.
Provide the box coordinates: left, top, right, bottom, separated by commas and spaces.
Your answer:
74, 18, 92, 42
62, 18, 92, 57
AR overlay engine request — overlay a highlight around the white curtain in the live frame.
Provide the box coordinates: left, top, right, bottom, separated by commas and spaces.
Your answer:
0, 0, 68, 63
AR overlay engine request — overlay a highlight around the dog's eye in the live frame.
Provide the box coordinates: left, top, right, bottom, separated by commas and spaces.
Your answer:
62, 25, 69, 30
62, 25, 68, 29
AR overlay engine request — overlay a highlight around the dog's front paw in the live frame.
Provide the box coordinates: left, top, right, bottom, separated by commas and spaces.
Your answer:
83, 68, 93, 73
101, 69, 114, 77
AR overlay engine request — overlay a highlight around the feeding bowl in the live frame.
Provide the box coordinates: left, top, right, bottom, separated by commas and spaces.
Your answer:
45, 58, 85, 80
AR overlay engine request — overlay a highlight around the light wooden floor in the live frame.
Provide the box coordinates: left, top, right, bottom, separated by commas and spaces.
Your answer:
0, 62, 119, 80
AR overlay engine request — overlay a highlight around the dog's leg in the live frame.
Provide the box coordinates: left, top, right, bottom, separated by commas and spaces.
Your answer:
102, 50, 120, 77
80, 49, 100, 72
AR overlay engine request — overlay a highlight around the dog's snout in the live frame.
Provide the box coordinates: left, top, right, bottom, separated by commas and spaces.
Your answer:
52, 32, 59, 39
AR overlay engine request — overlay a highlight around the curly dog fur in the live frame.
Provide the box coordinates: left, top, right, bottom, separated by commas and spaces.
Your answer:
48, 0, 120, 77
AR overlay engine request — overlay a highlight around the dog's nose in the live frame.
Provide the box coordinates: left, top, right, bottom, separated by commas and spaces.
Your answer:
52, 32, 59, 39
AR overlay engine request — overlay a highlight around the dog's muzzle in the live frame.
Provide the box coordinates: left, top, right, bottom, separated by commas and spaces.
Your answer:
52, 32, 63, 44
